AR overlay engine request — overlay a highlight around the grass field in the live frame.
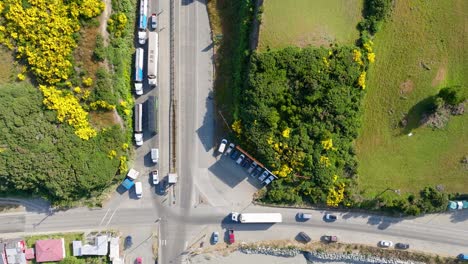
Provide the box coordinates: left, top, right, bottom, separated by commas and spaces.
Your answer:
356, 0, 468, 198
258, 0, 363, 50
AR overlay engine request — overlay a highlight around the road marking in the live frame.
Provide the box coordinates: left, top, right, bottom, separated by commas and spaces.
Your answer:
161, 239, 167, 246
99, 208, 111, 226
105, 208, 118, 227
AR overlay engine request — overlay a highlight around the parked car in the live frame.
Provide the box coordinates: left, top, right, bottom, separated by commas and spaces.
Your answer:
236, 154, 245, 165
230, 150, 240, 160
135, 257, 142, 264
124, 236, 133, 249
159, 178, 167, 194
323, 235, 338, 243
152, 170, 159, 185
251, 166, 262, 177
263, 175, 275, 185
225, 143, 235, 155
298, 231, 311, 243
296, 212, 312, 221
325, 213, 337, 221
151, 13, 157, 29
241, 157, 250, 167
218, 139, 228, 153
258, 170, 269, 181
247, 162, 258, 173
212, 231, 219, 244
228, 229, 235, 244
379, 240, 393, 247
395, 243, 410, 249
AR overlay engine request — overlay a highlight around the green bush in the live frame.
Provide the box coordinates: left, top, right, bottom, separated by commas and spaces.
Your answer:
436, 85, 466, 106
90, 67, 117, 105
93, 34, 106, 62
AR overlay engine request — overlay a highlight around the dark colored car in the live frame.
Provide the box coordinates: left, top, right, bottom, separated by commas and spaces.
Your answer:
395, 243, 410, 249
228, 229, 235, 244
251, 166, 262, 177
124, 235, 132, 249
230, 150, 240, 160
212, 231, 219, 244
296, 212, 312, 221
323, 235, 338, 243
298, 231, 311, 243
325, 213, 337, 221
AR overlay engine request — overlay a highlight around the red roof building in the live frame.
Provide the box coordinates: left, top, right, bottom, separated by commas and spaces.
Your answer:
24, 248, 35, 260
35, 239, 65, 263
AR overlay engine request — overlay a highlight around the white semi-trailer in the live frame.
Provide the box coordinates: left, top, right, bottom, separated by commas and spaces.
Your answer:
147, 31, 158, 86
134, 103, 143, 146
231, 212, 282, 223
134, 48, 144, 95
138, 0, 148, 44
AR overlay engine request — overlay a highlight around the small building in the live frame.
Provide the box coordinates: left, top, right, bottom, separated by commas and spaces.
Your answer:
108, 237, 119, 261
4, 239, 26, 264
72, 236, 108, 256
35, 238, 65, 263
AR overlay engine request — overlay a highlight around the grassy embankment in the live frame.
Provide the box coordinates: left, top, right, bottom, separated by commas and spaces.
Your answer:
356, 0, 468, 198
206, 0, 253, 122
258, 0, 363, 50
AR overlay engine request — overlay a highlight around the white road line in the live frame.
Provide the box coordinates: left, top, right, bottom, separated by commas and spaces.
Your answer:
99, 208, 111, 226
105, 208, 118, 227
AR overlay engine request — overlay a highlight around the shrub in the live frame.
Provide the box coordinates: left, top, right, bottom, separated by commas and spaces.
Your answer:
436, 85, 466, 106
93, 34, 106, 62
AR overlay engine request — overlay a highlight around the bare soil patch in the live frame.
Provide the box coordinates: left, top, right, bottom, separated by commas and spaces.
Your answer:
432, 60, 447, 86
399, 79, 414, 95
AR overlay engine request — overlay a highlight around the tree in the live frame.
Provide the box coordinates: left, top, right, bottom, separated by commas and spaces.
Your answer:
437, 85, 466, 106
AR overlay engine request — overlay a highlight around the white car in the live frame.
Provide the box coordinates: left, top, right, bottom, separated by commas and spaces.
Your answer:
263, 175, 275, 185
152, 170, 159, 185
218, 139, 228, 154
379, 240, 393, 248
151, 13, 157, 29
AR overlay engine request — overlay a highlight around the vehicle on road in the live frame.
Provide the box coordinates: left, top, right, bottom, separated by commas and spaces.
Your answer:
296, 212, 311, 221
236, 154, 245, 165
379, 240, 393, 247
134, 49, 144, 95
325, 213, 337, 221
241, 158, 250, 167
159, 178, 167, 194
251, 166, 262, 177
458, 254, 468, 261
225, 143, 235, 155
138, 30, 147, 45
152, 170, 159, 185
212, 231, 219, 244
228, 229, 235, 244
124, 235, 133, 249
135, 257, 142, 264
121, 179, 135, 191
138, 0, 147, 30
151, 13, 157, 29
323, 235, 338, 243
247, 162, 257, 173
134, 103, 143, 145
263, 175, 275, 185
147, 31, 158, 86
258, 170, 269, 181
395, 243, 409, 249
151, 148, 159, 163
298, 231, 311, 243
231, 212, 282, 223
127, 168, 140, 180
218, 139, 228, 154
134, 182, 143, 198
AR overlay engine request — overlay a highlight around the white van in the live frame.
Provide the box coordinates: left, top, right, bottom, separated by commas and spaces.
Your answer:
134, 182, 142, 199
218, 139, 228, 154
151, 148, 159, 163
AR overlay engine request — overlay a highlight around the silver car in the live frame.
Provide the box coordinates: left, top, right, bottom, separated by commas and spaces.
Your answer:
258, 170, 269, 181
263, 175, 275, 185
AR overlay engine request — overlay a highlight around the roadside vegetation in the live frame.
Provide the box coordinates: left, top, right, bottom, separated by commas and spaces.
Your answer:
258, 0, 363, 50
355, 0, 467, 205
0, 0, 135, 206
206, 0, 254, 120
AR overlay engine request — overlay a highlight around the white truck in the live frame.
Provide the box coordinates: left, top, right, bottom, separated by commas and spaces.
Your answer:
147, 31, 158, 86
134, 182, 142, 198
151, 148, 159, 163
127, 168, 140, 180
231, 212, 282, 223
134, 103, 143, 146
134, 48, 144, 95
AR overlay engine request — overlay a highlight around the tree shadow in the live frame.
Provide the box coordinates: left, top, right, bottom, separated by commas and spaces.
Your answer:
400, 96, 435, 135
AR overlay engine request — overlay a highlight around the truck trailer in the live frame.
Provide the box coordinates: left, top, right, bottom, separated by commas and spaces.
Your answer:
147, 31, 158, 86
231, 212, 282, 223
134, 104, 143, 146
134, 48, 144, 95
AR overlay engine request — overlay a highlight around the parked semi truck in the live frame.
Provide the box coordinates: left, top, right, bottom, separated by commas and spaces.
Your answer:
231, 212, 282, 223
147, 31, 158, 86
134, 48, 144, 95
134, 103, 143, 146
138, 0, 148, 44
